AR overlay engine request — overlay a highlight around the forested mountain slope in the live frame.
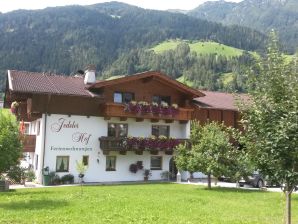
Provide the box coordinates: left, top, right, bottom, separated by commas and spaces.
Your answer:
0, 1, 267, 91
188, 0, 298, 53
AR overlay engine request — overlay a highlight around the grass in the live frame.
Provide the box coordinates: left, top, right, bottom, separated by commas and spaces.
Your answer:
151, 40, 244, 57
0, 183, 297, 224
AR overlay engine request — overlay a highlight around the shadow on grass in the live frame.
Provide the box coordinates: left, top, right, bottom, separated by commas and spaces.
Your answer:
0, 189, 54, 197
199, 186, 269, 194
0, 199, 68, 210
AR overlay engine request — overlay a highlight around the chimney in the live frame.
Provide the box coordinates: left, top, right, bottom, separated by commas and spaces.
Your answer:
84, 64, 96, 84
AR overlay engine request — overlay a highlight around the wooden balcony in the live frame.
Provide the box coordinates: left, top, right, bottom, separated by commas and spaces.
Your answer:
102, 103, 193, 122
99, 136, 189, 155
22, 135, 36, 152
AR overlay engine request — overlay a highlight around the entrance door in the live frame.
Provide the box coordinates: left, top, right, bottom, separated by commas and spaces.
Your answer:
169, 157, 177, 180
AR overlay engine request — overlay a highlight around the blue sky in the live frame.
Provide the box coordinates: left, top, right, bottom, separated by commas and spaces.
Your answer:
0, 0, 242, 13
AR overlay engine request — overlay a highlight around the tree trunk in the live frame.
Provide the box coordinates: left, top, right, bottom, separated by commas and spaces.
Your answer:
285, 190, 292, 224
207, 173, 211, 189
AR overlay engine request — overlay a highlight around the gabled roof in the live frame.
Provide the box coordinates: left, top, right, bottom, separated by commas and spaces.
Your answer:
7, 70, 99, 98
194, 91, 249, 111
89, 71, 205, 98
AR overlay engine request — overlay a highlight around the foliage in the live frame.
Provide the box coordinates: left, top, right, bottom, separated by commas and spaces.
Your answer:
188, 0, 298, 53
0, 184, 297, 223
75, 161, 88, 175
175, 121, 240, 188
238, 31, 298, 223
103, 44, 256, 92
6, 166, 26, 184
61, 174, 74, 184
0, 110, 22, 175
143, 169, 152, 178
0, 2, 267, 91
51, 175, 61, 185
239, 31, 298, 189
25, 169, 36, 182
125, 101, 179, 116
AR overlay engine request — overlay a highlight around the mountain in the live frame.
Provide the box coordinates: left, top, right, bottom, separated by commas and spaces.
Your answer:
0, 1, 267, 91
188, 0, 298, 53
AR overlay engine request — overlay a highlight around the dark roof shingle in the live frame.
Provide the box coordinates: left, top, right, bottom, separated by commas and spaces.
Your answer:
194, 91, 249, 111
8, 70, 97, 97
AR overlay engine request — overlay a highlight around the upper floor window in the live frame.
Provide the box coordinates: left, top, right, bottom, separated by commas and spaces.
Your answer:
108, 123, 128, 137
152, 125, 170, 138
114, 92, 134, 104
152, 95, 171, 105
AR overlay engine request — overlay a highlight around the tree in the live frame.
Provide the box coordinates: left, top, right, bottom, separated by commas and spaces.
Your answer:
239, 31, 298, 224
175, 121, 238, 189
0, 110, 22, 175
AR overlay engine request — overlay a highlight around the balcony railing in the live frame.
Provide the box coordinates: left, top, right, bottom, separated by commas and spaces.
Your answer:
102, 103, 193, 122
22, 135, 36, 152
99, 136, 189, 155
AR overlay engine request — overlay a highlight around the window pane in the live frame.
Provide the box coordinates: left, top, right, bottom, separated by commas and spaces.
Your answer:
56, 156, 69, 172
151, 125, 169, 138
161, 96, 171, 105
108, 124, 116, 137
123, 92, 134, 104
114, 92, 122, 103
118, 124, 128, 137
159, 126, 170, 138
152, 125, 159, 137
106, 156, 116, 171
150, 156, 162, 170
152, 96, 160, 104
82, 156, 89, 166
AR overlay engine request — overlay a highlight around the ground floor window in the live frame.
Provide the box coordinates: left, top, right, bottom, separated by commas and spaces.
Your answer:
82, 155, 89, 166
56, 156, 69, 172
106, 156, 116, 171
150, 156, 162, 170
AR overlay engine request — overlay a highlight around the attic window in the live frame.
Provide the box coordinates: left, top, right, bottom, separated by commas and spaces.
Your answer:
114, 92, 134, 103
152, 95, 171, 105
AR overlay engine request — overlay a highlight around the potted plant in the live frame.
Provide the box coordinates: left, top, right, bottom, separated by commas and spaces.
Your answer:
143, 169, 152, 181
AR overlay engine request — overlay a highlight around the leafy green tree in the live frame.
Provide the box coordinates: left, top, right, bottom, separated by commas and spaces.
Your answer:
0, 110, 22, 175
175, 121, 238, 189
239, 31, 298, 224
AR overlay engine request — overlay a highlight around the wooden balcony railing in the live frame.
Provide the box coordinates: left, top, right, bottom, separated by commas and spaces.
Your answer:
102, 103, 193, 122
99, 136, 189, 155
22, 135, 36, 152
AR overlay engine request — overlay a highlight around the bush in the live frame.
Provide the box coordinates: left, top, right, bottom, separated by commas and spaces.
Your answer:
61, 174, 74, 184
25, 169, 36, 182
129, 164, 138, 173
52, 175, 61, 185
7, 166, 26, 184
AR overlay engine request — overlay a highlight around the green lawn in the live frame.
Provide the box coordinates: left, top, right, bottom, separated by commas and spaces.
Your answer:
151, 40, 244, 57
0, 183, 297, 224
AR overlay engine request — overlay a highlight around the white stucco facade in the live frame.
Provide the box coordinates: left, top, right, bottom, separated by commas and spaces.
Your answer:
30, 114, 190, 184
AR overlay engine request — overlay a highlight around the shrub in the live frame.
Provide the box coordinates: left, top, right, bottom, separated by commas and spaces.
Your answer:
52, 174, 61, 185
129, 164, 138, 173
7, 166, 26, 184
61, 174, 74, 184
25, 169, 36, 182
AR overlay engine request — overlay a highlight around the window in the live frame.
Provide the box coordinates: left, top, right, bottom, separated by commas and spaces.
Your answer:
106, 156, 116, 171
114, 92, 122, 103
82, 156, 89, 166
108, 123, 128, 137
24, 123, 30, 135
152, 125, 170, 138
114, 92, 134, 103
150, 156, 162, 170
152, 95, 171, 105
56, 156, 69, 172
